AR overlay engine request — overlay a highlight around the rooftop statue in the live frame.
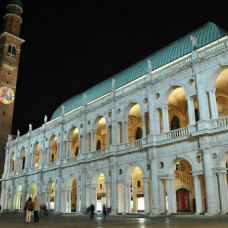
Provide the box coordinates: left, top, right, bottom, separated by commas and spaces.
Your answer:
190, 35, 197, 50
17, 130, 20, 138
83, 93, 87, 105
44, 115, 48, 123
112, 78, 116, 90
29, 124, 32, 131
61, 105, 65, 115
147, 59, 152, 74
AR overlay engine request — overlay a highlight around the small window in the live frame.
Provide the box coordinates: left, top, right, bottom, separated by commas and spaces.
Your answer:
8, 44, 16, 58
137, 180, 141, 188
171, 116, 180, 130
136, 127, 142, 140
96, 140, 101, 150
3, 111, 5, 116
100, 184, 102, 190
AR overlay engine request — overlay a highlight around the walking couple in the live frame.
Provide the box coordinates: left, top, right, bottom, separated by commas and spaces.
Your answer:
25, 196, 40, 223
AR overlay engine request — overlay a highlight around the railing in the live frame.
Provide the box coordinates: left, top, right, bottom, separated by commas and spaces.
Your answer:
216, 116, 228, 127
167, 126, 189, 139
125, 139, 142, 150
175, 170, 193, 186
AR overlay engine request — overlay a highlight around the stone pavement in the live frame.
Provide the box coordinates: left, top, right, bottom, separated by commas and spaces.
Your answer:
0, 214, 228, 228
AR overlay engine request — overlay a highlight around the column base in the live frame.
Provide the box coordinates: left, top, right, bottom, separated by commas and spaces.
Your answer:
197, 120, 209, 130
150, 212, 160, 216
205, 212, 219, 216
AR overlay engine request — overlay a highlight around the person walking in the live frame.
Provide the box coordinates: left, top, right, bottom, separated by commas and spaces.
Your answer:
89, 204, 95, 220
102, 204, 106, 220
25, 197, 33, 223
33, 196, 40, 223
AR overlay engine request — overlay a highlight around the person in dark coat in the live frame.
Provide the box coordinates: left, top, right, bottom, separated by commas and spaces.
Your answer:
89, 204, 95, 220
102, 204, 107, 220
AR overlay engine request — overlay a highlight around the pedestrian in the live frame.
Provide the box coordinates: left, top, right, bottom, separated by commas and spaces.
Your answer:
33, 196, 40, 223
102, 204, 106, 220
25, 197, 34, 223
89, 204, 95, 220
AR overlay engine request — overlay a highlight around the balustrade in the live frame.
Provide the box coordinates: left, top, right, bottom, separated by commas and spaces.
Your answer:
125, 139, 142, 150
167, 126, 189, 139
216, 116, 228, 127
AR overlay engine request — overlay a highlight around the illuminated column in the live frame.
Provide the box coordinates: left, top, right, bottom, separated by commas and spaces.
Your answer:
166, 178, 174, 214
90, 131, 93, 152
151, 159, 160, 214
76, 187, 80, 213
144, 179, 149, 214
148, 93, 156, 135
217, 170, 228, 213
123, 183, 128, 213
106, 124, 110, 147
106, 184, 110, 208
92, 130, 96, 151
110, 166, 118, 215
63, 189, 67, 213
142, 113, 147, 138
161, 105, 169, 132
123, 121, 128, 143
208, 89, 218, 119
47, 192, 51, 210
193, 174, 203, 214
186, 96, 196, 125
10, 183, 15, 211
203, 149, 219, 214
68, 140, 72, 157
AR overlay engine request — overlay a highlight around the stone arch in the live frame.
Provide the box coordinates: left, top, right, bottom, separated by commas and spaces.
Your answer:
123, 162, 146, 181
165, 154, 196, 175
92, 116, 107, 150
33, 142, 40, 168
217, 148, 228, 168
48, 135, 58, 162
68, 126, 79, 157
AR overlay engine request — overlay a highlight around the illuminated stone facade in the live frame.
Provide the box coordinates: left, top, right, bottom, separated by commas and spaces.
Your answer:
1, 23, 228, 216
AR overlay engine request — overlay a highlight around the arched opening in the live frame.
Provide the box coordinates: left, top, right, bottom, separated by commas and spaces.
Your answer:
33, 142, 40, 168
20, 148, 26, 171
124, 166, 145, 213
47, 180, 55, 210
171, 159, 206, 213
215, 68, 228, 117
68, 127, 79, 157
49, 136, 57, 163
15, 185, 23, 210
71, 179, 77, 212
168, 87, 188, 130
9, 152, 15, 173
171, 116, 180, 130
91, 173, 107, 214
8, 44, 16, 57
127, 104, 143, 142
30, 183, 37, 201
94, 117, 107, 150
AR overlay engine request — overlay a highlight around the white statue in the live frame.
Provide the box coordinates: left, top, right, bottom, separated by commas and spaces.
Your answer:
112, 78, 116, 90
61, 105, 65, 115
8, 134, 11, 142
44, 115, 48, 123
29, 124, 32, 131
17, 130, 20, 138
83, 93, 87, 105
190, 35, 197, 50
147, 59, 152, 73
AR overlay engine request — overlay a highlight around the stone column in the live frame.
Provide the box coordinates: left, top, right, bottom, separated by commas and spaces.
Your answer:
123, 121, 128, 143
148, 93, 156, 135
142, 113, 147, 138
106, 125, 110, 147
68, 140, 72, 157
186, 96, 196, 125
111, 165, 118, 215
202, 149, 219, 214
81, 185, 86, 214
10, 183, 15, 211
195, 73, 210, 126
123, 183, 128, 214
105, 184, 110, 208
63, 189, 67, 213
143, 179, 149, 214
193, 175, 203, 214
208, 89, 218, 119
1, 186, 6, 210
151, 159, 160, 214
166, 179, 173, 214
217, 170, 228, 213
92, 130, 97, 152
161, 105, 169, 132
170, 177, 177, 213
76, 187, 80, 213
92, 186, 97, 212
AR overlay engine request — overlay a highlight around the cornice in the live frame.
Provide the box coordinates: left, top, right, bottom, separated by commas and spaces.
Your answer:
0, 31, 25, 43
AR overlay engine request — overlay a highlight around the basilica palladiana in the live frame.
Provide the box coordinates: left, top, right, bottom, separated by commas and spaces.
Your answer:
1, 2, 228, 215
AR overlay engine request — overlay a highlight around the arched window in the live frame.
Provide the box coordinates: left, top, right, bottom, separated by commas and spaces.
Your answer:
8, 44, 16, 57
22, 156, 25, 170
135, 127, 142, 140
171, 116, 180, 130
137, 180, 141, 188
96, 140, 101, 150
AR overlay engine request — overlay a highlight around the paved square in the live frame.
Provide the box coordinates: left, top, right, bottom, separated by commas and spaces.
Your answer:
1, 214, 228, 228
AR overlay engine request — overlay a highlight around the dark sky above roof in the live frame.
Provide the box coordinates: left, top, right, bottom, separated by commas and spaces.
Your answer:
0, 0, 228, 135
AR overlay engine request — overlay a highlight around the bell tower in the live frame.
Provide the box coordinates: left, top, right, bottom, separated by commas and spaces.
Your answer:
0, 0, 25, 177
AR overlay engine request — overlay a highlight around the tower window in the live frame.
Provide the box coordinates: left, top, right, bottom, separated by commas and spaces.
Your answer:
8, 44, 16, 58
3, 111, 5, 116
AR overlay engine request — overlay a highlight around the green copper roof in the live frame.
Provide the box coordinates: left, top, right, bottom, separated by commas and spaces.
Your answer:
51, 22, 228, 120
8, 0, 23, 8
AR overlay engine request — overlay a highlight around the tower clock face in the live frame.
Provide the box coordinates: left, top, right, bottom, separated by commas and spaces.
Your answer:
0, 86, 15, 104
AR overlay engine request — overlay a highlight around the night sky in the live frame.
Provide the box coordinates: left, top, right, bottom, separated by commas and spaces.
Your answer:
0, 0, 228, 136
